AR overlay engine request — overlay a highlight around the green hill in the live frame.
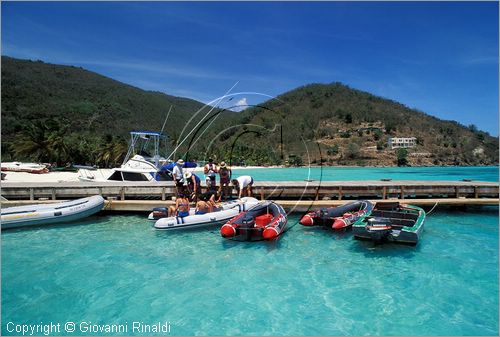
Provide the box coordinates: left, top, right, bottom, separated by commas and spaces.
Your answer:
207, 82, 498, 166
2, 57, 497, 167
1, 56, 237, 166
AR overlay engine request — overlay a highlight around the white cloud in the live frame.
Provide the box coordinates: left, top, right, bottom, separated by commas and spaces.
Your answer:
232, 97, 248, 112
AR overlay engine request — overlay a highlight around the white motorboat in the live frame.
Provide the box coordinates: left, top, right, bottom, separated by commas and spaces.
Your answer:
78, 131, 171, 182
153, 197, 259, 230
1, 195, 105, 229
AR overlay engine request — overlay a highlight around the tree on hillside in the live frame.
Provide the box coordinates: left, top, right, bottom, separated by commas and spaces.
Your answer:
346, 143, 360, 159
373, 129, 383, 141
396, 148, 408, 166
11, 121, 52, 163
326, 144, 339, 156
11, 120, 71, 165
95, 136, 128, 168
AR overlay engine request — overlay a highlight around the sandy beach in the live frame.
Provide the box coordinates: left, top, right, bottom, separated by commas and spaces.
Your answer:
1, 165, 272, 183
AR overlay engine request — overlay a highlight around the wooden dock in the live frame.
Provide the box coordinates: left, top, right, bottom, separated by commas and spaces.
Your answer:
1, 180, 498, 211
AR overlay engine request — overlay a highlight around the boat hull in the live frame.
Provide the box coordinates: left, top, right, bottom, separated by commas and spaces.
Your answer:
1, 196, 105, 229
352, 202, 426, 245
1, 162, 49, 174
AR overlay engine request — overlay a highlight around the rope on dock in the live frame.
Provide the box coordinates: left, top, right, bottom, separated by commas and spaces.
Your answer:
103, 198, 113, 211
426, 202, 439, 215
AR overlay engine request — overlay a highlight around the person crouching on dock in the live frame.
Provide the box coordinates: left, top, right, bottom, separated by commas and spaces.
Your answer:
231, 175, 254, 199
184, 171, 201, 202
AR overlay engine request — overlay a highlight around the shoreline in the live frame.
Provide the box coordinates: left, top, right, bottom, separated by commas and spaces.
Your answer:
0, 165, 497, 183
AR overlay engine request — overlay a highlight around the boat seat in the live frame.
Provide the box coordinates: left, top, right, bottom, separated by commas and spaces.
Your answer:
387, 218, 416, 227
371, 210, 418, 220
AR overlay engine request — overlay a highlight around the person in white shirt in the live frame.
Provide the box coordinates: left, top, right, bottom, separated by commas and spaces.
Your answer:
231, 175, 254, 199
172, 159, 184, 194
204, 158, 218, 191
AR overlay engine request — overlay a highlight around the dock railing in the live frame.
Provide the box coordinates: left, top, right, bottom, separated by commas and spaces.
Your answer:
1, 180, 498, 202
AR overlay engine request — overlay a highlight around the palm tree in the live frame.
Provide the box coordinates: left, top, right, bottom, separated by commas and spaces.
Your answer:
111, 137, 128, 167
11, 121, 51, 163
95, 135, 128, 168
46, 129, 69, 165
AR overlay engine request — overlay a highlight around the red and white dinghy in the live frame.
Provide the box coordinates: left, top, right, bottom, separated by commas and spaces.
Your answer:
220, 201, 288, 241
1, 162, 49, 174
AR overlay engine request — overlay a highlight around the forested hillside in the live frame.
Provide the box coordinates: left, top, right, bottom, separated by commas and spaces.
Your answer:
206, 83, 498, 166
2, 57, 497, 167
1, 56, 231, 166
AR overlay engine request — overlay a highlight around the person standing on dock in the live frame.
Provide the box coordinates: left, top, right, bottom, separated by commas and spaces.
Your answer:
218, 161, 232, 201
231, 175, 254, 199
172, 159, 185, 195
204, 158, 218, 192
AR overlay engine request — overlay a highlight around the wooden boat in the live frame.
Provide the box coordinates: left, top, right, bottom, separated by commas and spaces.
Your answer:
1, 196, 105, 229
220, 201, 288, 241
352, 202, 426, 245
299, 200, 373, 229
153, 197, 259, 230
1, 162, 49, 174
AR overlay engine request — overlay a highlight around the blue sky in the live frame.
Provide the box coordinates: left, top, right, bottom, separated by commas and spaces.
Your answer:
2, 1, 498, 135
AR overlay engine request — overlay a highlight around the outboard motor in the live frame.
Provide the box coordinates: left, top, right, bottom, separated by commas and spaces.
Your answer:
152, 207, 168, 220
366, 217, 392, 241
239, 216, 255, 241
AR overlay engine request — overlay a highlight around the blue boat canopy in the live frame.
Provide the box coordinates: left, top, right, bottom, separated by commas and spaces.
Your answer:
161, 162, 197, 171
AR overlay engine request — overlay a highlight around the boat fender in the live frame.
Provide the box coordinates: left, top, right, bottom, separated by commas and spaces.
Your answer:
221, 224, 237, 238
299, 213, 314, 226
332, 218, 347, 230
262, 226, 279, 240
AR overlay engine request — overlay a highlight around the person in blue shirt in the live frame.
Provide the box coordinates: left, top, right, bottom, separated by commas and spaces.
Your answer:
184, 171, 201, 202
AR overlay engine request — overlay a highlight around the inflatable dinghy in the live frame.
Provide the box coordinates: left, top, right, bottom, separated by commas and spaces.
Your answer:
1, 195, 105, 229
153, 197, 259, 230
220, 201, 288, 241
299, 200, 373, 230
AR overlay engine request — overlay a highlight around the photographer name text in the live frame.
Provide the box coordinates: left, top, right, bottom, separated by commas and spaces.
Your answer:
6, 321, 171, 335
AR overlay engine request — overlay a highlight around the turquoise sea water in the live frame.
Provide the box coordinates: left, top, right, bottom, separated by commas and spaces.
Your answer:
2, 167, 499, 336
232, 166, 499, 182
2, 210, 498, 336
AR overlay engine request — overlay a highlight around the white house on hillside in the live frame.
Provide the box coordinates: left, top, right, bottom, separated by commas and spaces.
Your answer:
388, 137, 417, 149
